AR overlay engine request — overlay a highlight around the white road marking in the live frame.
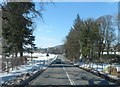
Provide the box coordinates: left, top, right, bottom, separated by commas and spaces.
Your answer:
63, 66, 75, 85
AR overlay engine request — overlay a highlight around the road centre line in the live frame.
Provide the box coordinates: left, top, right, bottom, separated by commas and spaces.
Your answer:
63, 66, 75, 85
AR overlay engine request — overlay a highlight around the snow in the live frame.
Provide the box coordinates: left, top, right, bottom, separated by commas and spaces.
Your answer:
80, 63, 105, 71
108, 75, 119, 80
0, 73, 17, 84
78, 62, 120, 80
102, 52, 120, 55
115, 65, 120, 72
0, 53, 57, 85
79, 63, 120, 72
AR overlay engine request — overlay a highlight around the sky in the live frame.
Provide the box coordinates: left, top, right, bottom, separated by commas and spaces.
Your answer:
33, 2, 118, 48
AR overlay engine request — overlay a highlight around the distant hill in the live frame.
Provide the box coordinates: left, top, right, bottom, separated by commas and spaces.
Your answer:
36, 44, 65, 54
47, 45, 65, 54
52, 45, 64, 50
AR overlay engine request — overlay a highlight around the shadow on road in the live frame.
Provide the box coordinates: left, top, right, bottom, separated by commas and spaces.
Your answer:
50, 59, 75, 68
88, 78, 116, 86
49, 64, 75, 68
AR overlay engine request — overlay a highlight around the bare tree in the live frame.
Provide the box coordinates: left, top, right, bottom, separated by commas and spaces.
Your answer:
97, 15, 116, 56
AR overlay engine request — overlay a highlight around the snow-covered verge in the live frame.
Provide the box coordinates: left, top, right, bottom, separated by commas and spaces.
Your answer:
76, 63, 120, 81
0, 53, 58, 85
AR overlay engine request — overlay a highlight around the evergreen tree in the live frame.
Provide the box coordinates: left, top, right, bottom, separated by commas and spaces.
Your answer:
65, 14, 83, 61
1, 1, 45, 70
65, 14, 100, 63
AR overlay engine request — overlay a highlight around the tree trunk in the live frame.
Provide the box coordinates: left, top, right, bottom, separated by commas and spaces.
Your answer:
20, 52, 23, 57
107, 44, 110, 55
20, 43, 23, 57
98, 51, 101, 59
15, 52, 17, 58
11, 53, 14, 70
7, 59, 9, 73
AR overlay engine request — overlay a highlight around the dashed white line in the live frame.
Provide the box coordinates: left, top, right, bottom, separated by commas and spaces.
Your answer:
63, 66, 75, 85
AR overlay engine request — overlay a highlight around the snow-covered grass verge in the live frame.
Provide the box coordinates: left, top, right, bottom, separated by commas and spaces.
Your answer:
0, 53, 58, 85
77, 63, 120, 81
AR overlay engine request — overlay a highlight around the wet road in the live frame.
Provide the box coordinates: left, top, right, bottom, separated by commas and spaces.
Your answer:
29, 55, 115, 86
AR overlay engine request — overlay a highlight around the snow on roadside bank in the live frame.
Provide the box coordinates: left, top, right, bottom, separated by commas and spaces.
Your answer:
0, 53, 58, 85
78, 63, 120, 80
77, 63, 120, 72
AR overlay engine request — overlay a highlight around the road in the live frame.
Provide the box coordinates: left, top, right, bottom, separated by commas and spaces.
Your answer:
29, 55, 115, 86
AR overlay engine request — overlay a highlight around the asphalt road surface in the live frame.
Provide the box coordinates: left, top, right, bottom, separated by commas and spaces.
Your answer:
29, 55, 115, 86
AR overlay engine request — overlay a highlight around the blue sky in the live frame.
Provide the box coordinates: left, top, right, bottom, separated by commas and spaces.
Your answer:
34, 2, 118, 48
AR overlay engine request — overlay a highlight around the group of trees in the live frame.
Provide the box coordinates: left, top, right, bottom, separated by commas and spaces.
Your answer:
1, 1, 45, 71
64, 14, 119, 64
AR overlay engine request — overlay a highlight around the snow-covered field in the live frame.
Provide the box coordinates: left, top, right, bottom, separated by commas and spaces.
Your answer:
0, 53, 57, 85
